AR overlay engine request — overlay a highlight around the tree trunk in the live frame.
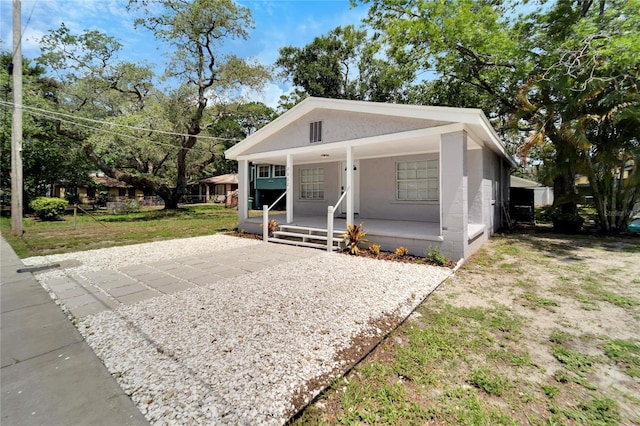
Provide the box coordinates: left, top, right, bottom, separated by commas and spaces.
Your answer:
163, 197, 180, 210
553, 172, 578, 215
551, 140, 578, 215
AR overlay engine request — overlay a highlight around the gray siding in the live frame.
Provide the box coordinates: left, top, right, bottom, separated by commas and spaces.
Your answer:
292, 162, 340, 216
468, 148, 484, 225
359, 155, 440, 222
244, 109, 446, 155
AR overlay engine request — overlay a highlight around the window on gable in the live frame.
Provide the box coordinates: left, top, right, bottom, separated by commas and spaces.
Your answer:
273, 165, 286, 177
396, 160, 438, 201
257, 165, 270, 178
309, 121, 322, 143
300, 168, 324, 200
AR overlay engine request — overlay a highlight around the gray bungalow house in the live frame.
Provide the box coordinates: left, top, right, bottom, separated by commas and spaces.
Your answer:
225, 97, 515, 260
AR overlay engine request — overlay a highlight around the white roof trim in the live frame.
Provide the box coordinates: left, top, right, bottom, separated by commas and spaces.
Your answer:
226, 97, 516, 167
235, 123, 464, 162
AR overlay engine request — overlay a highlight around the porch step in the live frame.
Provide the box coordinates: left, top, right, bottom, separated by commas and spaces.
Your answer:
278, 224, 344, 235
272, 231, 341, 243
268, 224, 344, 251
268, 237, 339, 251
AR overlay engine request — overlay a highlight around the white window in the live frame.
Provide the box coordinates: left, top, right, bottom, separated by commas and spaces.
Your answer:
257, 165, 270, 178
273, 165, 286, 178
309, 121, 322, 143
300, 168, 324, 200
396, 160, 438, 201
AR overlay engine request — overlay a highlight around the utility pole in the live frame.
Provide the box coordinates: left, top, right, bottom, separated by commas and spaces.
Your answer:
11, 0, 23, 236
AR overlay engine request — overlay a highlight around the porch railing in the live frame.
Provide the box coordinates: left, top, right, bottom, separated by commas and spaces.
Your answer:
263, 191, 287, 242
326, 186, 349, 252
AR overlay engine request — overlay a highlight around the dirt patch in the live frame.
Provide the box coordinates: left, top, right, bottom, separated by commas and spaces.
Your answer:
292, 232, 640, 425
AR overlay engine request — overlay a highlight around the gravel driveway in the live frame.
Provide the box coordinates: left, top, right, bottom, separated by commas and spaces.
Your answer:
25, 235, 452, 425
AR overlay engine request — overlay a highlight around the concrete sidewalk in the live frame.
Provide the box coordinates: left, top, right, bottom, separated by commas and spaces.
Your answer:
1, 237, 148, 426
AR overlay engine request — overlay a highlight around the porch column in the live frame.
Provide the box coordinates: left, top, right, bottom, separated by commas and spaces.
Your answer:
346, 146, 354, 226
238, 159, 249, 221
286, 154, 293, 223
205, 184, 210, 203
440, 131, 469, 260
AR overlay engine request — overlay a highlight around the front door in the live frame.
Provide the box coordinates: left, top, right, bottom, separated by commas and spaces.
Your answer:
340, 160, 360, 214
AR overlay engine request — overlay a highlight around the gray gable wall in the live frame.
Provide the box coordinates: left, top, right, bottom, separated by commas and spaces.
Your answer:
243, 108, 449, 156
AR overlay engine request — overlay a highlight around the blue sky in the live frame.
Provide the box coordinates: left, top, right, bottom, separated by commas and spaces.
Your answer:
0, 0, 369, 107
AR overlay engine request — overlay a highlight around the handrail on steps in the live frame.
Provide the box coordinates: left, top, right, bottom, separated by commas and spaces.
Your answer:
263, 191, 287, 242
326, 186, 349, 252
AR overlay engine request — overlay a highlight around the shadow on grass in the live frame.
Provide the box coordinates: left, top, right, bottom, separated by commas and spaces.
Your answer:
504, 227, 640, 259
97, 206, 235, 223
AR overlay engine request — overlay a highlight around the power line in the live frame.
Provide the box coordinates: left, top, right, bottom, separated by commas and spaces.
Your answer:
28, 109, 218, 153
0, 100, 243, 142
11, 0, 38, 59
6, 104, 223, 153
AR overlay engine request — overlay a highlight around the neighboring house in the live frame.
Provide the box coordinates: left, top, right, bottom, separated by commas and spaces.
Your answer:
195, 173, 239, 203
251, 164, 286, 209
60, 175, 145, 204
575, 160, 635, 204
225, 97, 515, 260
510, 176, 554, 207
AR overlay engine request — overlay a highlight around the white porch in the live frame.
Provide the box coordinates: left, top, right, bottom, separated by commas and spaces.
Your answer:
242, 213, 486, 256
244, 214, 443, 241
226, 98, 515, 259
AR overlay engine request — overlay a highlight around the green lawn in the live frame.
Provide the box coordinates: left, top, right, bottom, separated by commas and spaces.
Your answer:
4, 207, 639, 425
1, 204, 239, 258
294, 233, 640, 425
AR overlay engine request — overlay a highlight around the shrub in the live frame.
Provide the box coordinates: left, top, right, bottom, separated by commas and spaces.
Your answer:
426, 246, 447, 266
117, 200, 140, 213
30, 197, 68, 221
369, 244, 381, 256
395, 246, 409, 257
550, 211, 584, 234
342, 223, 367, 255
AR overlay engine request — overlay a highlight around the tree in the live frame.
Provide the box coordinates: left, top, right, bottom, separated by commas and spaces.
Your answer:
205, 101, 277, 174
121, 0, 269, 209
1, 52, 93, 207
359, 0, 639, 230
276, 25, 414, 103
38, 0, 270, 209
517, 0, 640, 231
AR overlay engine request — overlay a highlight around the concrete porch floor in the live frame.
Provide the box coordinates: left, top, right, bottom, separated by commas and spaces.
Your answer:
246, 214, 443, 241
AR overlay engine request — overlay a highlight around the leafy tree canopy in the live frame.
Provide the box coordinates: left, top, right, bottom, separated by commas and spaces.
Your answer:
32, 0, 271, 209
357, 0, 639, 230
276, 24, 415, 104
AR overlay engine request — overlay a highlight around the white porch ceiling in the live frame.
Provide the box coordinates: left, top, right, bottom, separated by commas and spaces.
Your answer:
237, 123, 483, 165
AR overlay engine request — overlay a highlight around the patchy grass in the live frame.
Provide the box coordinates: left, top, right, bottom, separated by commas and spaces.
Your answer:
1, 204, 238, 258
520, 292, 560, 312
292, 233, 640, 425
469, 368, 510, 397
603, 339, 640, 378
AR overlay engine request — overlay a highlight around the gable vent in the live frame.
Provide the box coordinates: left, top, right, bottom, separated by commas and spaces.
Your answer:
309, 121, 322, 143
